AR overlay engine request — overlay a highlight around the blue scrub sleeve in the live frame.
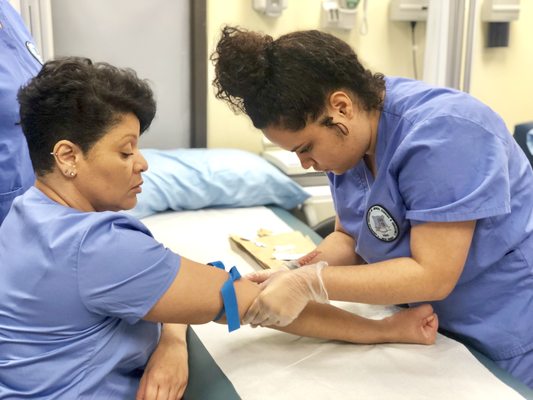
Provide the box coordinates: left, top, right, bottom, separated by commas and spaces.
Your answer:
77, 214, 180, 324
395, 117, 511, 223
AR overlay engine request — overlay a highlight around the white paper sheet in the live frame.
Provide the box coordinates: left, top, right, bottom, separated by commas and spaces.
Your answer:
142, 207, 525, 400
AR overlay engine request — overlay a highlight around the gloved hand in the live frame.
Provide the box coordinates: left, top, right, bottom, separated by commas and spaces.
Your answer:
243, 261, 329, 327
243, 265, 288, 284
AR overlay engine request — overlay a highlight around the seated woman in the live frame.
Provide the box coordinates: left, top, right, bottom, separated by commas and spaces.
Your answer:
0, 57, 438, 399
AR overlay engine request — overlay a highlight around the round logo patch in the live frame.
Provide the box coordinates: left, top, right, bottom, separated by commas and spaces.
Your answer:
26, 41, 43, 65
366, 205, 399, 242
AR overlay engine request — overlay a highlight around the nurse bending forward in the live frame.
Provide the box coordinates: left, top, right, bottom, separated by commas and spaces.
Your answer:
0, 57, 438, 399
211, 26, 533, 387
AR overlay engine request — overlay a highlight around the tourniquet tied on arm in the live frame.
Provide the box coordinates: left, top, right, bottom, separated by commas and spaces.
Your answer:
208, 261, 242, 332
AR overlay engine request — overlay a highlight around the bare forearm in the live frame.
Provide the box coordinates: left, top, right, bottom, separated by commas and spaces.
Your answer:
323, 257, 452, 305
321, 221, 473, 305
233, 223, 469, 340
275, 302, 389, 344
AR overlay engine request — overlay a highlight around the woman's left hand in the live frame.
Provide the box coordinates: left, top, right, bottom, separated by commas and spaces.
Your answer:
136, 324, 189, 400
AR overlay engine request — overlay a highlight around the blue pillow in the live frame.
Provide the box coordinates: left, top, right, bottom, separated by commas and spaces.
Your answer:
127, 148, 310, 219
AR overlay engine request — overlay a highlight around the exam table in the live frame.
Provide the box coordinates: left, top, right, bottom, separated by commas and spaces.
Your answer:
141, 206, 533, 400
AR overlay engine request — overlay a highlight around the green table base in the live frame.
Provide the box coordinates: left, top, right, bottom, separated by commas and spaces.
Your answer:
183, 327, 240, 400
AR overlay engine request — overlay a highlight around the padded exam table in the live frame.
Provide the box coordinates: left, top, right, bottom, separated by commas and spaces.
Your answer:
142, 207, 532, 400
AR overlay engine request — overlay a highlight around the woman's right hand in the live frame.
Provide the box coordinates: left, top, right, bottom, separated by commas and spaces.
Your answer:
242, 261, 329, 327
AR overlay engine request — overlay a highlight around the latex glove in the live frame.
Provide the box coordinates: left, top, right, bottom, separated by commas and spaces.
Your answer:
243, 261, 329, 327
136, 325, 189, 400
244, 265, 288, 284
243, 249, 322, 276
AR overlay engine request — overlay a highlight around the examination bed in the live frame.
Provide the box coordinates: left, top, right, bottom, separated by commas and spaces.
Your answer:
134, 150, 533, 400
140, 206, 531, 400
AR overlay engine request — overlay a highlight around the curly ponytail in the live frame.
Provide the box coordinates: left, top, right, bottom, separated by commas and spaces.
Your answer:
211, 26, 385, 131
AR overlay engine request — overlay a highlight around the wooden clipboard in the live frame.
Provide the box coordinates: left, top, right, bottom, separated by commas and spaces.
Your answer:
229, 230, 316, 270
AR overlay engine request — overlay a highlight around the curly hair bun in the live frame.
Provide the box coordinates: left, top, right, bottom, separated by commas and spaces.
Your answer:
211, 26, 273, 109
211, 26, 385, 130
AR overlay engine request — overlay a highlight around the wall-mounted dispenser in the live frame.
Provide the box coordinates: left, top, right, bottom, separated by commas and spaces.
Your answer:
252, 0, 288, 18
389, 0, 428, 22
481, 0, 520, 47
321, 0, 358, 31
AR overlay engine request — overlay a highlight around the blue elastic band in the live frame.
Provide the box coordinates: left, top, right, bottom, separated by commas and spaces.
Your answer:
209, 261, 226, 321
207, 261, 242, 332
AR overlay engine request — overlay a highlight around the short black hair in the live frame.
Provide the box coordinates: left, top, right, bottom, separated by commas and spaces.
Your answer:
211, 26, 385, 131
18, 57, 156, 176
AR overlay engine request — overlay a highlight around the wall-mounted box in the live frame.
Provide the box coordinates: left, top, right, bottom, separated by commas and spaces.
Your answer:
321, 0, 357, 31
252, 0, 288, 17
481, 0, 520, 22
481, 0, 520, 48
389, 0, 428, 22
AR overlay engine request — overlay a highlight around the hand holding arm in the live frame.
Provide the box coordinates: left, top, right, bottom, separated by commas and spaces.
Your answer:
142, 257, 438, 347
243, 262, 329, 327
136, 324, 188, 400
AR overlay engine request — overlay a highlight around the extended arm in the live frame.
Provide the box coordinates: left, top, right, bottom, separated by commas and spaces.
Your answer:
243, 220, 475, 327
323, 220, 476, 304
142, 257, 436, 345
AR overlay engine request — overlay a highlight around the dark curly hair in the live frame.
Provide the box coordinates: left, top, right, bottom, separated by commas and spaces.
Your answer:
17, 57, 156, 176
211, 26, 385, 131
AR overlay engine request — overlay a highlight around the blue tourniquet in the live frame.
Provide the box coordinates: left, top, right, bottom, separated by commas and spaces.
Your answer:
208, 261, 242, 332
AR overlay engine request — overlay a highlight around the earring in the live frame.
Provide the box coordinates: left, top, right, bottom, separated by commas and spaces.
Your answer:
70, 171, 75, 177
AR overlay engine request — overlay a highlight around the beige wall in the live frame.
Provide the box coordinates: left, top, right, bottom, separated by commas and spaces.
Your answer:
470, 0, 533, 133
206, 0, 531, 152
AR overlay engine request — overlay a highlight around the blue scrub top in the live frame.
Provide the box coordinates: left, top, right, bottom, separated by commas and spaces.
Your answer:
329, 77, 533, 363
0, 0, 41, 225
0, 187, 181, 398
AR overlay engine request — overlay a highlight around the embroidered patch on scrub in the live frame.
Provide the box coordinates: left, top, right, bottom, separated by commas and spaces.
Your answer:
26, 41, 43, 65
366, 205, 399, 242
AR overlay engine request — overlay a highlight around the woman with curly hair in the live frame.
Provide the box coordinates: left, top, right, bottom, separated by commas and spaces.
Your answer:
212, 26, 533, 388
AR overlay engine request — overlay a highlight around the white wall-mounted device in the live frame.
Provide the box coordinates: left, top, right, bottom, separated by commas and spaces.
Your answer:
481, 0, 520, 48
481, 0, 520, 21
389, 0, 428, 22
252, 0, 287, 18
321, 0, 358, 31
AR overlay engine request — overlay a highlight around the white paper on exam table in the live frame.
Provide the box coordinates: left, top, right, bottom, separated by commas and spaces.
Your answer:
142, 207, 525, 400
